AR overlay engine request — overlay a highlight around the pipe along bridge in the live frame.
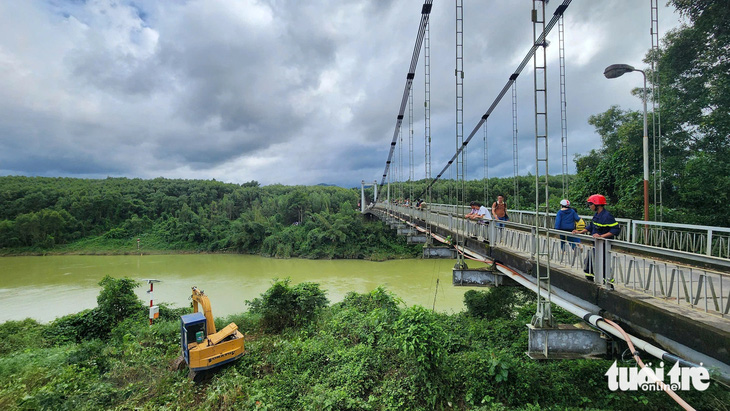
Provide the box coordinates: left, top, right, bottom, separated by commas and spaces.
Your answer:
364, 203, 730, 384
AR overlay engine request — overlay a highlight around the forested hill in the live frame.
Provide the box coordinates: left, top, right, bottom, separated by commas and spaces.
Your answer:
0, 176, 416, 259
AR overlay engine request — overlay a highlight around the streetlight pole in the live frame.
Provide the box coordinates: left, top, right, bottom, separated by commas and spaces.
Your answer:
604, 64, 650, 222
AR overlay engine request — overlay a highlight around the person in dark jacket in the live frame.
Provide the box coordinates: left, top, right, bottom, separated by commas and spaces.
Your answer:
573, 194, 620, 284
574, 194, 620, 239
555, 199, 580, 249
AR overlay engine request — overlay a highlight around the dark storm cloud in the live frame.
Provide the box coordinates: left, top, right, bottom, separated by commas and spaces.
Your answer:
0, 1, 682, 186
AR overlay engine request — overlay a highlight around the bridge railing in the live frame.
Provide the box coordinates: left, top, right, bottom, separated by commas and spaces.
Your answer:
414, 203, 730, 259
374, 203, 730, 317
631, 220, 730, 258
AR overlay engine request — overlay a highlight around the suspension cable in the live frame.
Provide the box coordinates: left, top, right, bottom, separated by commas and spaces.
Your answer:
512, 81, 519, 209
484, 119, 489, 205
378, 2, 433, 192
415, 0, 572, 201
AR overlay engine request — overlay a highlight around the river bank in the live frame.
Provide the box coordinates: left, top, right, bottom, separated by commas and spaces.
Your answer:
1, 278, 727, 410
0, 234, 421, 260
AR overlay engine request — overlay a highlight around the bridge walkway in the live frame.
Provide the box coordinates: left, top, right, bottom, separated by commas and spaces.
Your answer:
367, 203, 730, 377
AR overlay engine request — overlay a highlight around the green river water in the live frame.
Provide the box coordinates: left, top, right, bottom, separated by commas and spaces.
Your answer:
0, 254, 487, 323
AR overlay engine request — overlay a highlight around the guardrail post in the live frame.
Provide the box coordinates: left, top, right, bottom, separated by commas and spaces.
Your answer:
707, 230, 713, 257
605, 239, 614, 288
594, 238, 605, 286
631, 220, 637, 245
530, 226, 537, 258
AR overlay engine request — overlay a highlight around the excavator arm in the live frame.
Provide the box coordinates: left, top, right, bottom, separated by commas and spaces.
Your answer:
191, 286, 217, 336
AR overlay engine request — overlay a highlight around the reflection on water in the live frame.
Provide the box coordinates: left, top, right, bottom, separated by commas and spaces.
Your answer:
0, 254, 488, 323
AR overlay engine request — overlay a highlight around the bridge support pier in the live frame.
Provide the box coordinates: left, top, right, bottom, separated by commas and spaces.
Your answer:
397, 226, 415, 235
453, 266, 519, 286
407, 234, 428, 244
526, 324, 607, 360
423, 246, 457, 259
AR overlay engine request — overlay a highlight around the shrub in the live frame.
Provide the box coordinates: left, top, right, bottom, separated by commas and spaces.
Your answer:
338, 286, 403, 313
104, 227, 127, 239
464, 287, 520, 319
246, 278, 329, 332
0, 318, 46, 355
394, 305, 450, 408
44, 276, 144, 343
96, 276, 143, 324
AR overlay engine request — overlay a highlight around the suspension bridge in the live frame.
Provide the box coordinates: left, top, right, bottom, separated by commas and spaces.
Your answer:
360, 0, 730, 398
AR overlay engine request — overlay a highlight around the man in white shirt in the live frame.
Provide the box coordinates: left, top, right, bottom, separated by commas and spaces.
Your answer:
475, 202, 492, 221
466, 201, 492, 221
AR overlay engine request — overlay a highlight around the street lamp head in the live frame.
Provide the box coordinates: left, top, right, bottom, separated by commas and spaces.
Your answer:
603, 63, 636, 79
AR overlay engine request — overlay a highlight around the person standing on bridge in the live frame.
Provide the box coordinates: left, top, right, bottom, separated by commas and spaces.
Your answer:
492, 195, 509, 228
555, 199, 581, 250
573, 194, 620, 285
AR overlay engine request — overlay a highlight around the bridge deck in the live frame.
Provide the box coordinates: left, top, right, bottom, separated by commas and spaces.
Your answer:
367, 205, 730, 372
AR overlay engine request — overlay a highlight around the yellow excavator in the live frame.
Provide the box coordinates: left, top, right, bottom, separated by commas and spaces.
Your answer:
173, 286, 245, 379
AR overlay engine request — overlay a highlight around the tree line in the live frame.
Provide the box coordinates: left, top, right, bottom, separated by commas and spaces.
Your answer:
0, 176, 417, 259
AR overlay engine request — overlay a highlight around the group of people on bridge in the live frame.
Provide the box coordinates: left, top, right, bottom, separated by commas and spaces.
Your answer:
555, 194, 621, 284
464, 195, 510, 225
464, 193, 620, 285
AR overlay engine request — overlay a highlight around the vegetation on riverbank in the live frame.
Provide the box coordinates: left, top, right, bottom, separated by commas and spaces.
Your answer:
1, 277, 727, 410
0, 177, 421, 260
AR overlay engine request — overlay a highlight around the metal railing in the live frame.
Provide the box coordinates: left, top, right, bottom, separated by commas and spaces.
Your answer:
407, 202, 730, 258
631, 220, 730, 258
373, 203, 730, 317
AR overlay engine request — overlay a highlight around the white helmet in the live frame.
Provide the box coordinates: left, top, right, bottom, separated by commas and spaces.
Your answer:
560, 199, 570, 207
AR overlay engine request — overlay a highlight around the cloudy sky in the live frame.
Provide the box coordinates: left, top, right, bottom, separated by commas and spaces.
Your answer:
0, 0, 684, 187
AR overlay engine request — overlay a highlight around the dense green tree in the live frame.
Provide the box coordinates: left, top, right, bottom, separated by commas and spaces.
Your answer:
658, 0, 730, 153
572, 107, 646, 218
574, 0, 730, 225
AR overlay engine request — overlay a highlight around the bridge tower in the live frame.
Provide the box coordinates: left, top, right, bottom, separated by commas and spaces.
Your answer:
454, 0, 467, 269
409, 81, 414, 205
650, 0, 662, 220
531, 0, 554, 329
424, 16, 433, 243
558, 12, 569, 197
360, 180, 378, 213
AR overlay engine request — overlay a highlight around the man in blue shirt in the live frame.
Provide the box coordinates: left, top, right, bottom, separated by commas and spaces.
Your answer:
555, 199, 580, 249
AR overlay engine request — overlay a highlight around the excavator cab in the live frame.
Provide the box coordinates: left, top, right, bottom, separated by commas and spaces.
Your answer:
175, 287, 245, 378
180, 312, 207, 365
